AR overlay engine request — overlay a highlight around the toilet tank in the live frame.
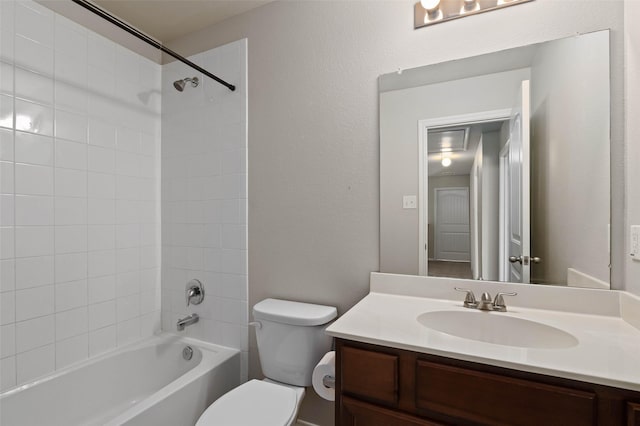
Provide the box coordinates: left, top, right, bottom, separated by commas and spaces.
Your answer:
253, 299, 337, 387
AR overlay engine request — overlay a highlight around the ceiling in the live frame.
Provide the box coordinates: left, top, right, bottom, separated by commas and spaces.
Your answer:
428, 121, 506, 177
92, 0, 272, 43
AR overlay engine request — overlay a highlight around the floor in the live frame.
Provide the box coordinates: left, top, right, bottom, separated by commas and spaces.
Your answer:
428, 260, 473, 279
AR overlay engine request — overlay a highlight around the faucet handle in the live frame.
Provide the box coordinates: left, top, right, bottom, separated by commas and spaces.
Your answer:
186, 279, 204, 307
454, 287, 478, 308
493, 292, 517, 312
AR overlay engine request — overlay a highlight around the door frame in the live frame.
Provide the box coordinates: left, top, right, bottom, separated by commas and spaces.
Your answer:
418, 109, 511, 275
433, 186, 470, 261
498, 140, 511, 281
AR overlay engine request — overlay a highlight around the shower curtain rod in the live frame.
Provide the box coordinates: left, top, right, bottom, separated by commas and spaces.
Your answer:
71, 0, 236, 91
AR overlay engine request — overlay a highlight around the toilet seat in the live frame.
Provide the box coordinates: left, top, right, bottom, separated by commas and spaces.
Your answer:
196, 380, 300, 426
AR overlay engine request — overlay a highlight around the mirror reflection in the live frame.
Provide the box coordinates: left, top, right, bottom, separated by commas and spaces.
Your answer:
379, 30, 610, 289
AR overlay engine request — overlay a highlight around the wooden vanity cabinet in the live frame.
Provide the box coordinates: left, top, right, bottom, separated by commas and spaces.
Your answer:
335, 339, 640, 426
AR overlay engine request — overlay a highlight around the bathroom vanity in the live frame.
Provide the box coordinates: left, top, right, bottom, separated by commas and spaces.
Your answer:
326, 273, 640, 426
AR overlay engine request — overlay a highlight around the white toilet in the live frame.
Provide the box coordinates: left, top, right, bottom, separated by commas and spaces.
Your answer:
196, 298, 337, 426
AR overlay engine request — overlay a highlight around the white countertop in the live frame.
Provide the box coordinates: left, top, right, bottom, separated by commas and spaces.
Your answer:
326, 273, 640, 392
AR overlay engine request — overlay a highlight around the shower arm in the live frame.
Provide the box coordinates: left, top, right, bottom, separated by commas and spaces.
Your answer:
71, 0, 236, 92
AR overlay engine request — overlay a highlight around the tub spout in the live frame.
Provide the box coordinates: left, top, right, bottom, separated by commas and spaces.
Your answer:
176, 313, 199, 331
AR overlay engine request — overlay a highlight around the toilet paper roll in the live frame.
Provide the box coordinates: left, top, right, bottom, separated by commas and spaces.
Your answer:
312, 351, 335, 401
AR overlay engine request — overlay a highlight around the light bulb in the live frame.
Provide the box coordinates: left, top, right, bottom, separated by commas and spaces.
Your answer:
420, 0, 441, 12
441, 157, 452, 167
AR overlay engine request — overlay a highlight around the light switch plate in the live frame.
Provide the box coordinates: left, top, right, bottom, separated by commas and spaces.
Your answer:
631, 225, 640, 261
403, 195, 417, 209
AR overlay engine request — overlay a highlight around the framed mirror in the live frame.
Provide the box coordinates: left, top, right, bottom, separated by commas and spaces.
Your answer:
379, 30, 610, 289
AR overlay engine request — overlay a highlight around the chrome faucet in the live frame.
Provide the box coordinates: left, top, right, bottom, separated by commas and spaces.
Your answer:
176, 313, 199, 331
454, 288, 517, 312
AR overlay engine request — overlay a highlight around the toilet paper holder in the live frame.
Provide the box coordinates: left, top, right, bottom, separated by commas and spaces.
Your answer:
322, 375, 335, 389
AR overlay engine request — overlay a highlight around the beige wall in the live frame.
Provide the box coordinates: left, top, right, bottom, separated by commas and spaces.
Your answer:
625, 0, 640, 296
530, 31, 610, 286
166, 1, 626, 424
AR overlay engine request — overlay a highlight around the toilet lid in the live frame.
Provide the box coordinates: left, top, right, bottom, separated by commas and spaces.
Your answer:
196, 380, 298, 426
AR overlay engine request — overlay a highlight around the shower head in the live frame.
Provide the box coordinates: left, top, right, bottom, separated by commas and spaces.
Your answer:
173, 77, 199, 92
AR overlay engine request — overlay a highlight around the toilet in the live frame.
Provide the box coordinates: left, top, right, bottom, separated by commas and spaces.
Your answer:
196, 298, 338, 426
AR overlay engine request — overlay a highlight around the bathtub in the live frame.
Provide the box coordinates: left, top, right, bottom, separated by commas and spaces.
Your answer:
0, 333, 240, 426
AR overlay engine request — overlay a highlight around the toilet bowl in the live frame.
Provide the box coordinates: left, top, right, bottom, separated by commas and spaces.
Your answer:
195, 299, 337, 426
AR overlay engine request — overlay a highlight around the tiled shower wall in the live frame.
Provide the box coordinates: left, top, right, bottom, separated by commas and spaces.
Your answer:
161, 40, 248, 380
0, 0, 162, 391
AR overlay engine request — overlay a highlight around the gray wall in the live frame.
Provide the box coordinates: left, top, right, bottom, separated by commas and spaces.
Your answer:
530, 31, 610, 285
166, 1, 626, 424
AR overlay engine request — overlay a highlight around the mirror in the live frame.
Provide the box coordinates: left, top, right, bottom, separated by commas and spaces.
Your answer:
379, 30, 610, 289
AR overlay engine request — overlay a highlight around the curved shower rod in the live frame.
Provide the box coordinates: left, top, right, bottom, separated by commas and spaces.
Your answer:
71, 0, 236, 92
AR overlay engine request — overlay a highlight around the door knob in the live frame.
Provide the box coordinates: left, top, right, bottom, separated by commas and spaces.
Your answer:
531, 256, 542, 264
508, 256, 522, 264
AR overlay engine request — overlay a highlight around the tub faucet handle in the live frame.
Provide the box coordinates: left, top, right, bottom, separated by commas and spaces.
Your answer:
186, 279, 205, 307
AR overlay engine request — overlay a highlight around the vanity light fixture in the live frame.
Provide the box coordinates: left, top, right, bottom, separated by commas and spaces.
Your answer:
414, 0, 533, 29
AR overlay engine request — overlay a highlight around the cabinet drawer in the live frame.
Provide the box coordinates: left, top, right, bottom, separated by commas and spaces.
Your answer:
416, 360, 596, 426
342, 396, 442, 426
341, 346, 399, 406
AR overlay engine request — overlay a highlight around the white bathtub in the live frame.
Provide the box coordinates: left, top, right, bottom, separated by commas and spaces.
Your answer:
0, 333, 240, 426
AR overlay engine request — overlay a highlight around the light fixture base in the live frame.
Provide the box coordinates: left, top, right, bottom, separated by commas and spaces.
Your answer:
415, 0, 534, 29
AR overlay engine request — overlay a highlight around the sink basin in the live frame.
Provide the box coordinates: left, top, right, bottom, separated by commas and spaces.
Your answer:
417, 310, 579, 349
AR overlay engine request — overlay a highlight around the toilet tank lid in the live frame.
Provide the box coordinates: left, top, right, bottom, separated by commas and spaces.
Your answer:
253, 299, 338, 326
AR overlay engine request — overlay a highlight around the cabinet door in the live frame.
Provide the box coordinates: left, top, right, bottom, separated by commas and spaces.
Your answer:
341, 397, 442, 426
629, 402, 640, 426
341, 346, 399, 406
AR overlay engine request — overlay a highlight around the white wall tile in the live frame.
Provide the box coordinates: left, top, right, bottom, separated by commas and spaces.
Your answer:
55, 110, 87, 143
0, 128, 14, 161
88, 145, 115, 173
15, 315, 54, 353
116, 316, 139, 346
55, 197, 87, 225
55, 139, 87, 170
0, 227, 15, 260
14, 99, 53, 135
117, 295, 139, 322
16, 343, 54, 385
15, 226, 53, 257
0, 259, 15, 292
88, 275, 115, 304
15, 1, 54, 48
0, 161, 14, 193
15, 285, 53, 321
15, 163, 53, 195
55, 252, 87, 283
0, 62, 13, 96
55, 279, 87, 311
88, 225, 115, 251
1, 323, 16, 358
0, 356, 17, 391
88, 199, 115, 225
55, 333, 88, 369
88, 172, 115, 199
54, 225, 87, 254
55, 168, 87, 197
55, 306, 87, 340
88, 249, 115, 278
15, 195, 53, 225
0, 291, 15, 325
14, 66, 53, 105
88, 325, 116, 356
1, 194, 14, 226
88, 119, 116, 148
55, 81, 88, 114
15, 256, 54, 289
116, 270, 139, 297
14, 35, 53, 76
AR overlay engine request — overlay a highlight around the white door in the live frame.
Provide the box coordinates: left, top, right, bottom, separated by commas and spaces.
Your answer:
507, 80, 531, 283
435, 188, 470, 261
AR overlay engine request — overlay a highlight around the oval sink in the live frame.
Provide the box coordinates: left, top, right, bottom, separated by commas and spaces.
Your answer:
417, 310, 578, 349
